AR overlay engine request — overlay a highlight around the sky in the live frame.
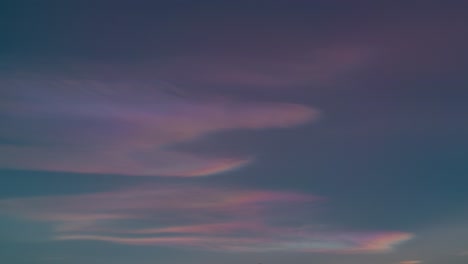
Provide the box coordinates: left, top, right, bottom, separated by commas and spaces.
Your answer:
1, 1, 468, 264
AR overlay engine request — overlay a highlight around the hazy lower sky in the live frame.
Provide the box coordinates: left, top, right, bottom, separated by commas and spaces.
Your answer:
1, 1, 468, 264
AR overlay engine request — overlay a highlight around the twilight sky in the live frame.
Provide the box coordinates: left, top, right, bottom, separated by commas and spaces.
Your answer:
1, 1, 468, 264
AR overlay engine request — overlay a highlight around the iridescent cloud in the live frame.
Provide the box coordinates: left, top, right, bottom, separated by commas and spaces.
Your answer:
345, 232, 415, 253
0, 76, 317, 176
0, 184, 412, 253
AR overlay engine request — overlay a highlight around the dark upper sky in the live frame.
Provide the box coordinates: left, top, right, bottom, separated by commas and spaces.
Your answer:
1, 1, 468, 264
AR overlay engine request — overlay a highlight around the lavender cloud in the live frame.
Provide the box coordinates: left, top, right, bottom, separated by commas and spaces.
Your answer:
0, 75, 317, 176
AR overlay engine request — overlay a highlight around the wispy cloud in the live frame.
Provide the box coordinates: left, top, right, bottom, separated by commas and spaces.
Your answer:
399, 260, 422, 264
0, 183, 412, 253
153, 8, 468, 97
0, 76, 317, 176
159, 43, 373, 89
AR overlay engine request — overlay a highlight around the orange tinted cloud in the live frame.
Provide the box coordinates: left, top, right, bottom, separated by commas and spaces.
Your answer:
349, 232, 414, 253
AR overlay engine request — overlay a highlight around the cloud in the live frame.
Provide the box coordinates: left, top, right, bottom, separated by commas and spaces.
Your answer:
159, 43, 373, 89
399, 261, 422, 264
0, 183, 413, 253
153, 7, 468, 98
0, 76, 317, 176
345, 232, 415, 253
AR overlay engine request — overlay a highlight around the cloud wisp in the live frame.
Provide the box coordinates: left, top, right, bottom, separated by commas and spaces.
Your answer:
0, 76, 317, 177
0, 183, 413, 253
399, 261, 422, 264
159, 43, 373, 89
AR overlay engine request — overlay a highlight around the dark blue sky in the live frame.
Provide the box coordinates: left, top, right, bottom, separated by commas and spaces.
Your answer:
1, 1, 468, 264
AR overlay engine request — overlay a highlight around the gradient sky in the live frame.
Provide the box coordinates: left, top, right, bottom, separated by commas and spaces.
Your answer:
1, 1, 468, 264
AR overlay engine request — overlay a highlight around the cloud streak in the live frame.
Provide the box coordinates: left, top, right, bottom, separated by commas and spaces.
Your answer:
399, 261, 422, 264
159, 43, 373, 89
0, 76, 317, 176
0, 183, 412, 253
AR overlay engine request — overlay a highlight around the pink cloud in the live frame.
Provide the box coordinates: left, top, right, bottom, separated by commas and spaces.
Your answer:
340, 232, 415, 253
0, 77, 318, 176
0, 184, 412, 253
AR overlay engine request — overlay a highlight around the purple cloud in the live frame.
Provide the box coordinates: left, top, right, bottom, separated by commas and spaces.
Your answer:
0, 75, 317, 176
